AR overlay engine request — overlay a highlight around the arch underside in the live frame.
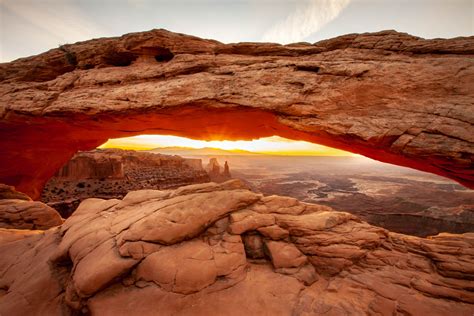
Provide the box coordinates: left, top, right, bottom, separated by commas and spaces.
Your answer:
0, 29, 473, 199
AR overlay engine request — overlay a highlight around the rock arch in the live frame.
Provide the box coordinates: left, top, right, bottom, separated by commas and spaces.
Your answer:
0, 29, 473, 199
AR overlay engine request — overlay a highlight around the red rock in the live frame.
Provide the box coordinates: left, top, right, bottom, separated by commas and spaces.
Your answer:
0, 227, 43, 245
0, 184, 31, 201
0, 181, 472, 315
264, 240, 307, 269
41, 148, 211, 217
0, 198, 63, 230
0, 30, 473, 199
137, 240, 220, 294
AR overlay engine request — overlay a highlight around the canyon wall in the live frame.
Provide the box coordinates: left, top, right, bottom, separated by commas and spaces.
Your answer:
55, 153, 124, 180
0, 29, 473, 199
41, 149, 210, 217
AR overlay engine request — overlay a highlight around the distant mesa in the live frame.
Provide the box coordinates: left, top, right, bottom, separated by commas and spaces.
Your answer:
55, 151, 124, 180
149, 146, 262, 157
41, 149, 216, 217
41, 149, 234, 218
223, 161, 231, 178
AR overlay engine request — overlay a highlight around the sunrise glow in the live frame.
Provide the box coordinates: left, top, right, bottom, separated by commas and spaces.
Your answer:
99, 135, 356, 156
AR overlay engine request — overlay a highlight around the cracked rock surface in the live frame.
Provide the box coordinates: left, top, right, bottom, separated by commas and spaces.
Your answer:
0, 29, 473, 198
0, 184, 63, 230
0, 180, 473, 315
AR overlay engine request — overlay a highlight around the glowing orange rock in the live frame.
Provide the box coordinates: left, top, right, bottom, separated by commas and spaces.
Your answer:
0, 29, 473, 198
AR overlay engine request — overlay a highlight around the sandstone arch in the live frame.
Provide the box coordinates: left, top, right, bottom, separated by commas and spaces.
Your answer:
0, 29, 473, 199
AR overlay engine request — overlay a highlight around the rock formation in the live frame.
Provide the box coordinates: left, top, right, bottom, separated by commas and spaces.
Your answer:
42, 149, 210, 217
0, 184, 31, 201
206, 158, 232, 182
0, 180, 472, 315
0, 29, 473, 199
55, 152, 124, 180
223, 161, 231, 178
0, 185, 63, 230
206, 158, 221, 178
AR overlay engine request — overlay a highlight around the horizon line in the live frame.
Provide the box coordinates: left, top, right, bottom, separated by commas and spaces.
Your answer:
97, 145, 361, 157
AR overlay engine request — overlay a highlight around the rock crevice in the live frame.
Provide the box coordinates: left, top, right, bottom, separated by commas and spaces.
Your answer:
0, 180, 473, 315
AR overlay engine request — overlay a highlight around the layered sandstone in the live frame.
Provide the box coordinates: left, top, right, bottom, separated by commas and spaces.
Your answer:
0, 185, 63, 230
0, 180, 472, 315
41, 149, 210, 217
55, 152, 124, 180
0, 29, 473, 199
0, 184, 31, 201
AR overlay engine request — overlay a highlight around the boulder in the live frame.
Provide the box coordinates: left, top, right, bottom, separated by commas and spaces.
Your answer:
0, 198, 63, 230
0, 181, 472, 315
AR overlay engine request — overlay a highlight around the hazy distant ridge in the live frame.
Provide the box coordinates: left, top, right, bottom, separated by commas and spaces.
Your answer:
149, 147, 263, 156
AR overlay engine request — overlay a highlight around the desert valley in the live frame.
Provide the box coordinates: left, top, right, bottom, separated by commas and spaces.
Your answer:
38, 147, 474, 238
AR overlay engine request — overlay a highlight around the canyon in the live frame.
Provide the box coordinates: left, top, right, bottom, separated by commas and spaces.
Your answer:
215, 155, 474, 237
41, 149, 230, 217
40, 147, 474, 237
0, 28, 473, 315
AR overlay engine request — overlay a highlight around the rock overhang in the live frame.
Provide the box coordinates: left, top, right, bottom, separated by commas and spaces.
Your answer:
0, 29, 473, 198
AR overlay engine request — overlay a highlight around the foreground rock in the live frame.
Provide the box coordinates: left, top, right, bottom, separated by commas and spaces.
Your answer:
0, 185, 63, 230
0, 180, 472, 315
1, 30, 473, 199
0, 184, 31, 201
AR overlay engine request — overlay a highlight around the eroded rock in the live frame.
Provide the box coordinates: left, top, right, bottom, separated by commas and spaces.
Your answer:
0, 30, 473, 199
0, 199, 63, 230
0, 180, 472, 315
41, 149, 211, 217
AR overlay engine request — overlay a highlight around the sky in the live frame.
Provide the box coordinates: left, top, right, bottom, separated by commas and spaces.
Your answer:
1, 0, 473, 155
1, 0, 472, 62
99, 135, 357, 156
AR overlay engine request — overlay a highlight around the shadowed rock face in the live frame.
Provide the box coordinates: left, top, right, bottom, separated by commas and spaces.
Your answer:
0, 29, 473, 199
0, 180, 473, 315
0, 184, 63, 230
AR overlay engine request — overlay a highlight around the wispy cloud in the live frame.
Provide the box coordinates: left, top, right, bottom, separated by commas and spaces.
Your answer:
262, 0, 351, 44
1, 0, 105, 45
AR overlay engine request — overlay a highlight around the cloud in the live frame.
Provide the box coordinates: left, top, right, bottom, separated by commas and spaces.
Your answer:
261, 0, 351, 44
1, 0, 105, 45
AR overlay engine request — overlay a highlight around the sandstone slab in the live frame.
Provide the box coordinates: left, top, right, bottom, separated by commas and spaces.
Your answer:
0, 198, 63, 230
0, 181, 472, 315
